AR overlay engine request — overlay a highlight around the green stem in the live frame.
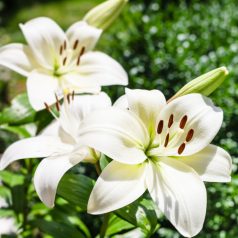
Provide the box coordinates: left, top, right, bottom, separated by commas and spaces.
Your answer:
100, 213, 110, 238
95, 161, 101, 175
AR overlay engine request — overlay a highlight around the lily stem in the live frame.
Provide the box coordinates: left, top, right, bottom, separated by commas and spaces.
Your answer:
100, 213, 110, 238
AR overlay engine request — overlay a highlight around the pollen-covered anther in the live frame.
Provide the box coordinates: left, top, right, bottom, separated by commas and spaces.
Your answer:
66, 93, 71, 104
55, 94, 60, 112
164, 133, 169, 147
178, 143, 186, 154
168, 114, 174, 128
44, 102, 51, 112
179, 115, 188, 129
73, 40, 79, 50
59, 45, 63, 55
63, 57, 67, 66
72, 91, 75, 100
186, 129, 194, 142
63, 40, 67, 50
77, 46, 86, 66
157, 120, 163, 134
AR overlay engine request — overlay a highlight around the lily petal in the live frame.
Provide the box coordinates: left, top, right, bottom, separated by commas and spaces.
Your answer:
113, 95, 128, 109
20, 17, 66, 68
66, 21, 102, 52
88, 161, 147, 214
79, 108, 149, 164
158, 94, 223, 156
146, 158, 207, 237
125, 88, 166, 136
0, 136, 71, 170
77, 51, 128, 86
179, 144, 232, 182
34, 151, 84, 208
0, 43, 35, 76
27, 70, 59, 110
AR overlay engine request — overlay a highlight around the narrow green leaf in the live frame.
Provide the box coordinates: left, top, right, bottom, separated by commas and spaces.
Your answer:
0, 93, 35, 125
57, 173, 95, 211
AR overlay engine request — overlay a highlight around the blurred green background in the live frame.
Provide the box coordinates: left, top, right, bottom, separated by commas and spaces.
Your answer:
0, 0, 238, 237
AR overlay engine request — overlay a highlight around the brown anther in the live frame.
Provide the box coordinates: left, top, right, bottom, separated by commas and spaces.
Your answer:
44, 102, 50, 111
64, 40, 67, 50
63, 57, 67, 66
164, 133, 170, 147
157, 120, 164, 134
72, 91, 75, 100
178, 143, 186, 154
59, 45, 63, 55
168, 114, 174, 128
80, 46, 86, 56
73, 40, 79, 50
186, 129, 194, 142
67, 94, 70, 104
179, 115, 188, 129
55, 94, 60, 111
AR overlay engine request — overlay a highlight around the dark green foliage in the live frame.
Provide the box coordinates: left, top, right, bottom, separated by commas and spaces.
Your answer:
0, 0, 238, 237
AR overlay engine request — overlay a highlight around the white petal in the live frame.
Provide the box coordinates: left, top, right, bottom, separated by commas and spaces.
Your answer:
125, 88, 166, 136
34, 150, 85, 207
113, 95, 128, 109
146, 158, 207, 237
40, 120, 59, 136
0, 136, 71, 170
66, 21, 102, 52
79, 108, 149, 164
59, 92, 111, 139
20, 17, 66, 68
77, 51, 128, 86
27, 70, 59, 110
88, 161, 147, 214
158, 94, 223, 156
0, 43, 36, 76
179, 144, 232, 182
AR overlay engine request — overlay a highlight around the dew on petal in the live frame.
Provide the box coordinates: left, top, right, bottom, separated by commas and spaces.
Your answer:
157, 120, 163, 134
179, 115, 188, 129
186, 129, 194, 142
178, 143, 186, 154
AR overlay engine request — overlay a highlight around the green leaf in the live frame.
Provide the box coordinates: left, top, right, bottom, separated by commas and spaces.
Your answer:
99, 154, 111, 170
32, 219, 86, 238
106, 214, 134, 236
0, 171, 24, 187
57, 173, 95, 211
116, 197, 159, 236
0, 93, 35, 125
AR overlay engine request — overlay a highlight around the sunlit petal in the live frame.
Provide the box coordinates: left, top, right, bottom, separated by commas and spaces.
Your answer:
88, 161, 147, 214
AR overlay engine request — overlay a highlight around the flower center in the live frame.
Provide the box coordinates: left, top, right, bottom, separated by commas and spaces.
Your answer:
53, 39, 86, 76
146, 113, 195, 158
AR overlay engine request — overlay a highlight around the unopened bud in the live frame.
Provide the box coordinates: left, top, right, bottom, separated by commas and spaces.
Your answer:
168, 67, 228, 102
83, 0, 128, 30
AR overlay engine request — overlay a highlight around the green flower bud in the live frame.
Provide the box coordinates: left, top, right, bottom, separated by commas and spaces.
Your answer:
83, 0, 128, 30
168, 67, 228, 102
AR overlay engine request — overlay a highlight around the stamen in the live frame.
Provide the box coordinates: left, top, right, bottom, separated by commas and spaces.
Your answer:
179, 115, 188, 129
168, 114, 174, 128
178, 143, 186, 154
164, 133, 169, 147
73, 40, 79, 50
72, 90, 75, 100
59, 45, 63, 55
157, 120, 163, 134
76, 46, 86, 66
44, 102, 50, 111
55, 94, 60, 111
186, 129, 194, 142
64, 40, 67, 50
63, 57, 67, 66
67, 94, 71, 104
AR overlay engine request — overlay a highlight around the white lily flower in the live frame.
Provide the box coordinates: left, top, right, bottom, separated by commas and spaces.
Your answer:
78, 89, 232, 237
0, 93, 111, 207
0, 17, 128, 110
